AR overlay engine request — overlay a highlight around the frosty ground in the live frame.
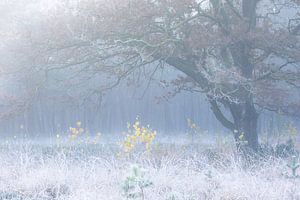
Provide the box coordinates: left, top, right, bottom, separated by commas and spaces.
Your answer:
0, 137, 299, 200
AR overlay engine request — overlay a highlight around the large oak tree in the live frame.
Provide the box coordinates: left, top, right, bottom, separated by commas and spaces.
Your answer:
6, 0, 300, 152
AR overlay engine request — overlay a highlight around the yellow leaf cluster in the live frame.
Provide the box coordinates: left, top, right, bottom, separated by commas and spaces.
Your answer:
120, 117, 156, 153
67, 121, 101, 144
69, 121, 85, 140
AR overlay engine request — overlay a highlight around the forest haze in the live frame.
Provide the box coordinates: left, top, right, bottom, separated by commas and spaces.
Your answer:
0, 0, 299, 146
1, 1, 300, 200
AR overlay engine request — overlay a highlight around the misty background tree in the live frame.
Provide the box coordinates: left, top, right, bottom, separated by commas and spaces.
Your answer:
1, 0, 300, 152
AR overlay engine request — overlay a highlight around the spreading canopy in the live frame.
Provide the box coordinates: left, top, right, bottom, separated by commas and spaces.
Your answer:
24, 0, 300, 116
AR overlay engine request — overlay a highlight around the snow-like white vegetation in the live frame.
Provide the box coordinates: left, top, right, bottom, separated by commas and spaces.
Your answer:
0, 140, 299, 200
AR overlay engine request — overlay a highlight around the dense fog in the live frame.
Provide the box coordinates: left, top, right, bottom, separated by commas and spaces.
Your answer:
0, 0, 299, 138
1, 1, 300, 200
0, 71, 298, 137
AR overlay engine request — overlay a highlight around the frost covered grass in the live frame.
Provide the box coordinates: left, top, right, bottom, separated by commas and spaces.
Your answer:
0, 140, 299, 200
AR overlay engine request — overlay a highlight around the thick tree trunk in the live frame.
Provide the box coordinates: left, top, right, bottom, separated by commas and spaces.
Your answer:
209, 96, 259, 153
229, 99, 259, 152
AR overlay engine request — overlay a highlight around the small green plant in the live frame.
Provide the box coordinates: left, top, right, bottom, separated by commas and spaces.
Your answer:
121, 165, 152, 200
287, 155, 300, 178
204, 170, 213, 179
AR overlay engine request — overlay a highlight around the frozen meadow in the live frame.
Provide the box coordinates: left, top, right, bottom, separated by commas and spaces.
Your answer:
0, 136, 299, 200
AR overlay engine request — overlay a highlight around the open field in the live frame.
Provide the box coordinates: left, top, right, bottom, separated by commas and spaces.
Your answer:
0, 137, 299, 200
